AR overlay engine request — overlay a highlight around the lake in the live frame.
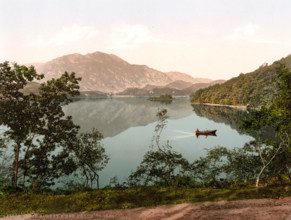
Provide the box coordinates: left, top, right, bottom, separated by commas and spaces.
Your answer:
63, 98, 253, 187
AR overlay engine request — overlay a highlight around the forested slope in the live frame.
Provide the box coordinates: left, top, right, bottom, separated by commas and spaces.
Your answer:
191, 55, 291, 107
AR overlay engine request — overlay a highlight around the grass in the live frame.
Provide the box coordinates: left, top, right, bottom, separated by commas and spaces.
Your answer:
1, 183, 291, 217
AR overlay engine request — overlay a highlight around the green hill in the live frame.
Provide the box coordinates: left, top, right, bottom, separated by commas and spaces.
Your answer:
191, 55, 291, 108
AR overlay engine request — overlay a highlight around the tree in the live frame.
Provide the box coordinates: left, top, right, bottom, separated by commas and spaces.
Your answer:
0, 62, 110, 189
129, 143, 190, 186
191, 145, 262, 186
148, 94, 174, 103
28, 72, 81, 188
0, 137, 12, 185
240, 62, 291, 187
0, 62, 43, 187
129, 109, 190, 186
191, 147, 228, 185
72, 129, 109, 189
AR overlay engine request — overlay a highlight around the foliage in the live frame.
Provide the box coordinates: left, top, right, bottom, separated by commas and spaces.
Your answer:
191, 145, 268, 187
0, 62, 109, 189
129, 109, 191, 186
191, 55, 291, 108
129, 144, 190, 186
191, 61, 290, 187
0, 61, 44, 99
148, 94, 174, 103
71, 129, 110, 189
128, 104, 288, 188
27, 72, 81, 188
0, 137, 12, 185
0, 62, 44, 187
239, 62, 291, 186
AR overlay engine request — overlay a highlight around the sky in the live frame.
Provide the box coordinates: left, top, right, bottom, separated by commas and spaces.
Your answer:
1, 0, 291, 80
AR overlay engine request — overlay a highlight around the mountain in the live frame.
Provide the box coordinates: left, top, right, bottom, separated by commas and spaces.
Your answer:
165, 80, 194, 90
191, 55, 291, 108
166, 72, 212, 84
33, 51, 208, 93
117, 80, 225, 97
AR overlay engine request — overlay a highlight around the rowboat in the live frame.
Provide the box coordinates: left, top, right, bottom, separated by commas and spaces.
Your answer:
195, 129, 217, 137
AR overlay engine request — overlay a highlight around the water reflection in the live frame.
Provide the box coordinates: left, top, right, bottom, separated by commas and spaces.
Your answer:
129, 108, 259, 187
192, 104, 247, 134
129, 108, 286, 188
61, 98, 256, 187
192, 104, 276, 140
63, 98, 193, 137
1, 98, 283, 189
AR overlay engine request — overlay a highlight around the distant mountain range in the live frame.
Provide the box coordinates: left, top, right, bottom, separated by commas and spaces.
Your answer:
30, 51, 217, 95
191, 54, 291, 107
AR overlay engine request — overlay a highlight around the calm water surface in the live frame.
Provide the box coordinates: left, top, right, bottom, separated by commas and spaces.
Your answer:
63, 98, 253, 187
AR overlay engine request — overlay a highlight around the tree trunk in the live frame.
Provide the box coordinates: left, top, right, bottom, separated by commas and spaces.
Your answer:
34, 152, 45, 184
34, 143, 48, 188
21, 136, 34, 186
22, 146, 31, 186
96, 173, 99, 189
256, 166, 266, 187
13, 142, 20, 188
255, 144, 283, 187
22, 166, 26, 186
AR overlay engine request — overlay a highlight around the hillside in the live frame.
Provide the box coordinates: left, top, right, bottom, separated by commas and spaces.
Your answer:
165, 80, 194, 90
118, 80, 225, 97
33, 52, 205, 93
191, 55, 291, 107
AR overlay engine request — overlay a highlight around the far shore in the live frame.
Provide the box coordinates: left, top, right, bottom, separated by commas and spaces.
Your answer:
192, 102, 248, 110
73, 96, 249, 110
111, 95, 189, 98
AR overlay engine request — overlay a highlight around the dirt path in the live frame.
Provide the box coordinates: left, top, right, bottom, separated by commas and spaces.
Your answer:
2, 197, 291, 220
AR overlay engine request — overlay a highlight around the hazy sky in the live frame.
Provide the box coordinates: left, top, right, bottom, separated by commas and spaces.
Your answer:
1, 0, 291, 80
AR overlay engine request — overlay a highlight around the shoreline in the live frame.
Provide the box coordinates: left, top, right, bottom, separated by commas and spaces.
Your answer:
72, 96, 248, 110
112, 95, 189, 98
192, 102, 247, 110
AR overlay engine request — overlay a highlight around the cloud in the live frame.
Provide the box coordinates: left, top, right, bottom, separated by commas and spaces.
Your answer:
109, 24, 153, 50
30, 24, 98, 46
226, 24, 278, 44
